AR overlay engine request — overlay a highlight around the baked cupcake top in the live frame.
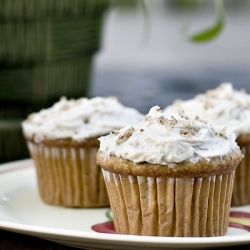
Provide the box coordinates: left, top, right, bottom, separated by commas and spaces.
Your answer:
164, 83, 250, 137
22, 96, 144, 144
98, 106, 240, 166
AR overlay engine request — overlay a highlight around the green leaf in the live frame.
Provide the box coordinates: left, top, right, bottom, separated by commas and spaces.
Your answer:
105, 209, 113, 221
182, 0, 225, 42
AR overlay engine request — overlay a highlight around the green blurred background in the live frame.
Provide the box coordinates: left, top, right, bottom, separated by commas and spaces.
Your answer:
0, 0, 110, 163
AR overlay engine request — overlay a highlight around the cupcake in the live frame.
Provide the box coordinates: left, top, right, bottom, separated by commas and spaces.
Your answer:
165, 83, 250, 206
96, 106, 243, 237
21, 96, 143, 207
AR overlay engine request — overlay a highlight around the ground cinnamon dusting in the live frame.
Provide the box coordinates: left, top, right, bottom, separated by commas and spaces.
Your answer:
179, 111, 188, 120
179, 129, 195, 138
157, 115, 178, 129
116, 127, 135, 145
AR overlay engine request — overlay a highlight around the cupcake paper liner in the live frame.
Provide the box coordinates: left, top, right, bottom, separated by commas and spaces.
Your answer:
102, 169, 235, 237
231, 142, 250, 206
27, 142, 109, 207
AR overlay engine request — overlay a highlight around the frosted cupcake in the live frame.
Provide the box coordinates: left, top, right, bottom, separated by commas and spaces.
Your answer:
165, 83, 250, 206
96, 106, 243, 237
22, 96, 143, 207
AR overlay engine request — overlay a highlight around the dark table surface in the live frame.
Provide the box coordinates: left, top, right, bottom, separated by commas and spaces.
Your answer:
0, 229, 250, 250
0, 230, 76, 250
1, 66, 250, 249
3, 228, 250, 250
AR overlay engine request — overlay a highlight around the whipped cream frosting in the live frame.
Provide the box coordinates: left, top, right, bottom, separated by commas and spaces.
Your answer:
164, 83, 250, 137
98, 106, 239, 165
22, 96, 144, 143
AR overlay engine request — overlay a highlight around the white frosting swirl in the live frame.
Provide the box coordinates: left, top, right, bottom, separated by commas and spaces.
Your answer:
22, 96, 144, 143
99, 106, 239, 165
164, 83, 250, 137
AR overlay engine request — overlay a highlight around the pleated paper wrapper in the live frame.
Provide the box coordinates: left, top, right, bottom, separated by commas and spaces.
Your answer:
102, 169, 235, 237
231, 139, 250, 206
27, 141, 110, 208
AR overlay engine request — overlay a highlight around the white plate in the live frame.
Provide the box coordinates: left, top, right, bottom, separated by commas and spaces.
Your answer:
1, 159, 250, 249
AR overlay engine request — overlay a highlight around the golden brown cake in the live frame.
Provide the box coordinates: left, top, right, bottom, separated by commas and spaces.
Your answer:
165, 83, 250, 206
97, 106, 243, 236
21, 96, 143, 207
